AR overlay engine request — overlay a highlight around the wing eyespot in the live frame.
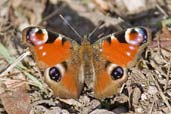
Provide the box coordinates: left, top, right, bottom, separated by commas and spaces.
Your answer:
26, 28, 48, 46
45, 63, 66, 82
125, 27, 148, 45
106, 62, 125, 80
110, 66, 124, 80
49, 67, 62, 82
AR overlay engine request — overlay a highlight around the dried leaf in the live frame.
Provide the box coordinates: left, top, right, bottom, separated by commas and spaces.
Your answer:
0, 83, 31, 114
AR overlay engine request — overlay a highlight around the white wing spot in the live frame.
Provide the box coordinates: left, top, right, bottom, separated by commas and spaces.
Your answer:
39, 46, 43, 50
126, 52, 131, 57
129, 46, 135, 50
42, 52, 47, 56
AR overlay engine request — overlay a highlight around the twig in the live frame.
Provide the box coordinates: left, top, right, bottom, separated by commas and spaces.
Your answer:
150, 72, 171, 112
0, 51, 31, 76
119, 83, 126, 94
148, 98, 155, 114
0, 72, 20, 77
164, 59, 171, 90
58, 98, 82, 107
156, 4, 169, 19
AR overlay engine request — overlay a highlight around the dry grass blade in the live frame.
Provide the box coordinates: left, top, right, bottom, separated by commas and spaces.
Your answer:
0, 50, 30, 76
0, 43, 43, 89
148, 99, 155, 114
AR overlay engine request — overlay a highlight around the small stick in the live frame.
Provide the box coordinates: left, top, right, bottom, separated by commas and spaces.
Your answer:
0, 50, 31, 76
150, 72, 171, 112
58, 98, 82, 107
0, 72, 20, 78
156, 4, 169, 19
164, 59, 171, 90
148, 97, 155, 114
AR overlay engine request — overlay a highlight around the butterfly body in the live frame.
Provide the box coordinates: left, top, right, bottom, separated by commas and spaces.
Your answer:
22, 26, 151, 99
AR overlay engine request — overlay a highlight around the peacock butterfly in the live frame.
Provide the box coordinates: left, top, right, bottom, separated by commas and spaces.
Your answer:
22, 26, 151, 99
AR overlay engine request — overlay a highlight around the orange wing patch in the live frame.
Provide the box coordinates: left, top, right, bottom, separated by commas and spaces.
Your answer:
60, 71, 80, 97
34, 38, 72, 67
94, 70, 111, 97
94, 69, 126, 98
102, 38, 138, 67
45, 59, 82, 99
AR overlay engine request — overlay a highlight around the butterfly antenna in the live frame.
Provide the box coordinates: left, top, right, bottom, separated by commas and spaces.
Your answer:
88, 21, 104, 41
59, 15, 82, 39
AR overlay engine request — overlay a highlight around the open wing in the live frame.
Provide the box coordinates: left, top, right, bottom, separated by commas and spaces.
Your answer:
93, 27, 151, 98
22, 27, 84, 98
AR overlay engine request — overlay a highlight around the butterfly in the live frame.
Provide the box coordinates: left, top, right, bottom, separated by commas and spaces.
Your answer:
22, 26, 151, 99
